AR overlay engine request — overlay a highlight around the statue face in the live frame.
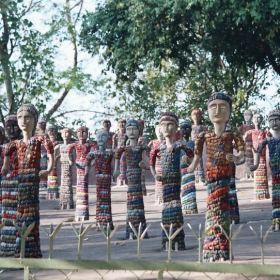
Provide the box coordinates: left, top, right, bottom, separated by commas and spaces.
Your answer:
96, 130, 108, 146
77, 130, 88, 141
6, 120, 21, 141
62, 130, 71, 141
17, 111, 35, 133
191, 112, 203, 123
118, 121, 126, 133
252, 114, 263, 126
160, 120, 177, 139
269, 115, 280, 131
244, 110, 253, 122
180, 125, 191, 139
155, 125, 164, 140
208, 99, 230, 124
38, 121, 46, 131
126, 125, 139, 140
47, 128, 57, 137
103, 121, 111, 131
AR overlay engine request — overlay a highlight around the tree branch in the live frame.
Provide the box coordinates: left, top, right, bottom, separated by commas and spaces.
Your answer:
53, 109, 113, 119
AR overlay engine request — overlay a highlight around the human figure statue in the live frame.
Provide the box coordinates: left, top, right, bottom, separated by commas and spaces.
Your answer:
69, 126, 98, 221
244, 113, 270, 200
237, 110, 255, 180
112, 119, 128, 186
59, 128, 74, 210
188, 93, 244, 262
190, 109, 207, 184
178, 119, 198, 214
114, 119, 150, 239
0, 126, 5, 226
148, 125, 164, 204
36, 118, 48, 189
1, 104, 54, 258
102, 119, 114, 150
250, 109, 280, 230
85, 129, 114, 231
0, 115, 21, 256
46, 124, 60, 199
150, 112, 194, 250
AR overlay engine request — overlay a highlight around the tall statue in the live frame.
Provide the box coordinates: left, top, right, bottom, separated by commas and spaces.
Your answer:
250, 109, 280, 230
114, 120, 150, 239
1, 104, 54, 258
188, 93, 244, 262
148, 125, 164, 204
112, 119, 128, 186
1, 115, 21, 256
69, 126, 98, 221
244, 113, 270, 200
150, 112, 194, 250
190, 109, 207, 184
237, 110, 255, 180
36, 118, 48, 189
85, 129, 114, 231
59, 128, 74, 210
46, 124, 60, 199
102, 119, 114, 150
178, 119, 198, 214
0, 126, 5, 226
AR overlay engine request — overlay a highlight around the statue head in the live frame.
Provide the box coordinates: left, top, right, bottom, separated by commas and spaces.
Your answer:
155, 124, 164, 141
76, 126, 89, 141
191, 109, 203, 124
268, 109, 280, 131
96, 128, 109, 147
0, 126, 5, 145
102, 119, 111, 132
5, 114, 21, 141
160, 112, 179, 139
137, 119, 145, 136
252, 113, 263, 126
47, 124, 58, 138
17, 103, 39, 135
126, 119, 141, 140
61, 128, 72, 142
243, 110, 253, 123
118, 119, 126, 133
179, 119, 192, 140
38, 118, 46, 132
208, 93, 232, 125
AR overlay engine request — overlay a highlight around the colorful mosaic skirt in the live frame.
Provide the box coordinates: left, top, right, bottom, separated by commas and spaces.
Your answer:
39, 152, 48, 189
271, 173, 280, 229
1, 175, 18, 256
117, 152, 127, 186
229, 163, 239, 224
47, 167, 59, 199
96, 174, 114, 230
60, 161, 74, 210
181, 164, 197, 214
16, 168, 42, 258
243, 140, 254, 179
155, 157, 163, 204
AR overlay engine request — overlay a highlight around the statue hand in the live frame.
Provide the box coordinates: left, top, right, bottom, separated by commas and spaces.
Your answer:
187, 165, 195, 173
250, 165, 258, 172
39, 170, 49, 178
155, 174, 162, 181
226, 153, 236, 162
113, 170, 120, 179
69, 160, 73, 166
139, 161, 148, 169
1, 166, 8, 176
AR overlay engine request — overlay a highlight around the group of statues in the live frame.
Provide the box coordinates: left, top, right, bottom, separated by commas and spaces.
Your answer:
0, 92, 279, 263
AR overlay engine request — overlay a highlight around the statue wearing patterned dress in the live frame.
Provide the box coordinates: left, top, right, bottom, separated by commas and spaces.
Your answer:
85, 129, 114, 231
69, 126, 98, 221
2, 104, 54, 258
244, 113, 270, 200
250, 109, 280, 230
102, 119, 114, 150
0, 126, 5, 227
150, 112, 194, 250
114, 120, 150, 239
188, 93, 244, 262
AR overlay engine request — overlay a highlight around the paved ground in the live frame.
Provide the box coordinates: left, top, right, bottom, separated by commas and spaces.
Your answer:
1, 177, 280, 280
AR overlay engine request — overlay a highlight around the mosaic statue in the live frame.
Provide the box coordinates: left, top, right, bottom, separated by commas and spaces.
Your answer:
188, 93, 244, 262
150, 112, 194, 250
114, 119, 150, 239
178, 119, 198, 214
69, 126, 98, 221
1, 104, 54, 258
190, 109, 207, 184
102, 119, 114, 150
250, 109, 280, 230
1, 115, 21, 256
36, 118, 48, 189
237, 110, 255, 180
244, 113, 270, 200
59, 128, 74, 210
112, 119, 128, 186
46, 124, 60, 199
0, 126, 5, 226
148, 125, 164, 204
85, 129, 114, 231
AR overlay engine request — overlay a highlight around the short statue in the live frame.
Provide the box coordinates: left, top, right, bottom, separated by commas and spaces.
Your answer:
190, 109, 207, 184
188, 93, 244, 262
69, 126, 97, 221
1, 115, 21, 256
178, 119, 198, 214
46, 124, 60, 199
85, 129, 114, 231
102, 119, 114, 150
244, 113, 270, 200
150, 112, 194, 250
59, 128, 74, 210
2, 104, 54, 258
250, 109, 280, 230
148, 125, 164, 204
114, 119, 150, 239
237, 110, 255, 179
112, 119, 128, 186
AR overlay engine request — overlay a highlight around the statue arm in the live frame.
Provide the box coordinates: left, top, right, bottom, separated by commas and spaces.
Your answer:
250, 139, 267, 171
1, 156, 11, 175
40, 137, 55, 178
187, 132, 204, 172
226, 132, 245, 163
149, 147, 162, 181
113, 147, 124, 178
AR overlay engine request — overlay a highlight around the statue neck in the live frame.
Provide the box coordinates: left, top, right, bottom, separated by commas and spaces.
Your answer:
213, 123, 226, 136
129, 138, 137, 148
99, 145, 105, 152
